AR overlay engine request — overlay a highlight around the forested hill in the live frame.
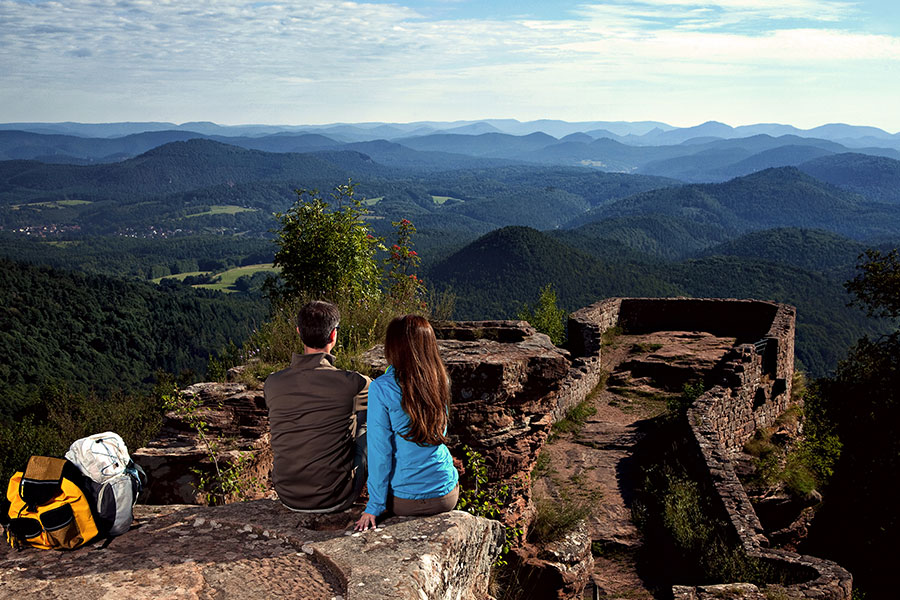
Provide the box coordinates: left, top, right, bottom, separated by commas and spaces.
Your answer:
552, 215, 733, 261
0, 258, 267, 416
697, 228, 867, 275
428, 225, 683, 317
798, 153, 900, 204
571, 167, 900, 240
0, 139, 385, 205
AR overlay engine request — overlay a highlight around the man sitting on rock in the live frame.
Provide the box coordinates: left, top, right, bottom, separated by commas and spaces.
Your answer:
264, 300, 369, 512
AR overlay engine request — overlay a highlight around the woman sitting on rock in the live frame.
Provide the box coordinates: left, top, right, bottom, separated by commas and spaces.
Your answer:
354, 315, 459, 531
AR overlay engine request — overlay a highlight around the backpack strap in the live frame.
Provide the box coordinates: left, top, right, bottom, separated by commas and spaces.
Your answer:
128, 461, 147, 498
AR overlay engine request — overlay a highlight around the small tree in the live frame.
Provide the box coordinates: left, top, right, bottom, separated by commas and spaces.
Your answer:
386, 218, 426, 311
518, 284, 567, 345
845, 248, 900, 319
273, 182, 383, 303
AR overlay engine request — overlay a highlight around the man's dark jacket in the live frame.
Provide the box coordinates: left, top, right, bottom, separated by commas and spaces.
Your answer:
264, 352, 368, 510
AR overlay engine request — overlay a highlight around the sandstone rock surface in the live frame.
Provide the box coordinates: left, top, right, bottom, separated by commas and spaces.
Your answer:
672, 583, 766, 600
0, 501, 503, 600
133, 382, 273, 505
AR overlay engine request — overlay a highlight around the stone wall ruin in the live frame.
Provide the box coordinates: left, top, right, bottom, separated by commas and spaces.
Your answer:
567, 298, 851, 600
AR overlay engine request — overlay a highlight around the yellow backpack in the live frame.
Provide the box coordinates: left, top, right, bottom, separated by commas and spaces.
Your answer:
2, 456, 99, 550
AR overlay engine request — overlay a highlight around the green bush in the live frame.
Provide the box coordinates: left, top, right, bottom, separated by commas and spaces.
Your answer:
643, 464, 776, 585
661, 474, 713, 552
273, 182, 383, 303
667, 381, 705, 414
457, 447, 522, 566
633, 424, 785, 589
743, 396, 838, 498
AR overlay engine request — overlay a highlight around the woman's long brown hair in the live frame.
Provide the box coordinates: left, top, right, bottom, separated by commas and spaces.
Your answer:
384, 315, 450, 446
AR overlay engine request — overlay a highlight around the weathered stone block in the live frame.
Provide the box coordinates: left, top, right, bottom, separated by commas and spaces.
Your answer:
0, 502, 503, 600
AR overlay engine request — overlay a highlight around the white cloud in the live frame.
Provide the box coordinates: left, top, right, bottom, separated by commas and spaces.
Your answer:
576, 0, 856, 24
0, 0, 897, 129
556, 28, 900, 63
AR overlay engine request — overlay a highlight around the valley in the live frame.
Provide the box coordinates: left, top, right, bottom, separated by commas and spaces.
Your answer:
3, 121, 898, 384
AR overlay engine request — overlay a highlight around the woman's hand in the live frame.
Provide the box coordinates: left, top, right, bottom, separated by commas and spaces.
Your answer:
354, 512, 377, 531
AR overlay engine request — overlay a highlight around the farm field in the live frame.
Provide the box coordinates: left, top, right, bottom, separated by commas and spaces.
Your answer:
12, 199, 93, 209
184, 205, 258, 217
430, 195, 462, 205
193, 263, 278, 292
151, 263, 278, 292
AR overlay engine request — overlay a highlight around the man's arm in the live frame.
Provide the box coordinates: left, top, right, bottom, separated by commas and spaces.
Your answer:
352, 374, 369, 415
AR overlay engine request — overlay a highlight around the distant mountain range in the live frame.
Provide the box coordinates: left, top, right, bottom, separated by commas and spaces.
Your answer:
4, 137, 900, 244
570, 166, 900, 240
2, 121, 898, 184
2, 118, 896, 144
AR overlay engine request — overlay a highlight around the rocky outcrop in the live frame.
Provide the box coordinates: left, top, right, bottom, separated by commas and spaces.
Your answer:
118, 298, 853, 600
133, 382, 272, 505
0, 502, 504, 600
610, 330, 738, 392
510, 520, 595, 600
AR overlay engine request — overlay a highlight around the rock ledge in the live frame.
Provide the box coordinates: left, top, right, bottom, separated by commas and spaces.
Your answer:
0, 501, 503, 600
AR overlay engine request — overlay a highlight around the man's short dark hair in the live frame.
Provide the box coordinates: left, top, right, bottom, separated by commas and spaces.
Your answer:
297, 301, 340, 349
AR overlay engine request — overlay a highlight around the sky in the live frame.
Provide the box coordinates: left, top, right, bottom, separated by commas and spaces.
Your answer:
1, 0, 898, 131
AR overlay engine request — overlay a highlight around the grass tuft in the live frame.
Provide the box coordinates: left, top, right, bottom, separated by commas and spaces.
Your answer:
527, 493, 592, 545
550, 400, 596, 439
601, 326, 623, 347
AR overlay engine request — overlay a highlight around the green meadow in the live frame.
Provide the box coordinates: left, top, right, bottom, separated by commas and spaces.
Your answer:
184, 205, 258, 218
150, 264, 278, 292
193, 263, 279, 292
430, 195, 461, 205
12, 199, 93, 210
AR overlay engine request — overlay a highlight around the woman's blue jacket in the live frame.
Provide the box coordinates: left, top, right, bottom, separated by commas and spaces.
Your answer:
364, 366, 459, 517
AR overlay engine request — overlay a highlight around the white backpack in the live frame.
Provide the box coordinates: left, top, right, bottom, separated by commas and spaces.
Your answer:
65, 432, 130, 483
65, 432, 146, 538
